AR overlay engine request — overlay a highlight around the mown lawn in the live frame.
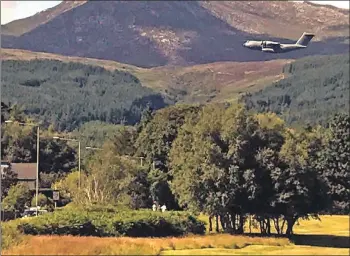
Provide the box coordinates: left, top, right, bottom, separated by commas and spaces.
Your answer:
3, 215, 349, 255
198, 214, 349, 236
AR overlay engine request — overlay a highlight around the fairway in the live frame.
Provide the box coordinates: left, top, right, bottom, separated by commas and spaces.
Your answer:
3, 215, 349, 255
162, 215, 349, 255
161, 245, 349, 255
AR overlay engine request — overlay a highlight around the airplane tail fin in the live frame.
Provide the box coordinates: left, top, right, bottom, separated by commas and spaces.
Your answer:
296, 32, 315, 47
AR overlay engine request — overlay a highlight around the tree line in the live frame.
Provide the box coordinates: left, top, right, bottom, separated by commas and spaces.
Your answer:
2, 101, 349, 236
53, 104, 349, 236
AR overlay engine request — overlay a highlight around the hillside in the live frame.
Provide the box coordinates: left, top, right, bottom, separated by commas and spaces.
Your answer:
242, 54, 350, 126
2, 49, 348, 128
2, 1, 348, 40
200, 1, 350, 40
2, 1, 349, 67
1, 1, 86, 36
2, 48, 290, 104
1, 59, 169, 131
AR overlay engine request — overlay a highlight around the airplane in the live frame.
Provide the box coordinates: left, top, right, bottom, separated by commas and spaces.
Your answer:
243, 32, 315, 53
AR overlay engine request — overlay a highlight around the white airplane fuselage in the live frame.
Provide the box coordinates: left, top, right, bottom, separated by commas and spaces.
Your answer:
243, 32, 314, 53
243, 40, 307, 53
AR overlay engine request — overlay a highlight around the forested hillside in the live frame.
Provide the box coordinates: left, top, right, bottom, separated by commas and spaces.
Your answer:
1, 60, 170, 131
242, 54, 349, 126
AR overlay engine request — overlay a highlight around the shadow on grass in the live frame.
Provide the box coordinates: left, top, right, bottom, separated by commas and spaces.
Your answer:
216, 232, 350, 249
290, 234, 350, 249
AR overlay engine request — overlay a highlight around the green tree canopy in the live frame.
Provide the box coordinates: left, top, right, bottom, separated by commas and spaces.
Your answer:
2, 183, 32, 213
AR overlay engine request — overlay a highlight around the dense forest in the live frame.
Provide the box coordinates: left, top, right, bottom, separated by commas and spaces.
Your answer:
242, 54, 349, 126
72, 120, 130, 149
1, 59, 170, 131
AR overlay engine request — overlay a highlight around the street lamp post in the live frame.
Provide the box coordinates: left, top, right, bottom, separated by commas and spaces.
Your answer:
36, 126, 40, 216
5, 120, 40, 216
53, 137, 81, 189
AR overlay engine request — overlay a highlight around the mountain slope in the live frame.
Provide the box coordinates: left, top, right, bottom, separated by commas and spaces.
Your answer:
1, 1, 86, 36
200, 1, 349, 40
2, 1, 349, 67
2, 1, 348, 40
242, 54, 350, 126
2, 48, 290, 104
1, 59, 169, 131
2, 49, 347, 129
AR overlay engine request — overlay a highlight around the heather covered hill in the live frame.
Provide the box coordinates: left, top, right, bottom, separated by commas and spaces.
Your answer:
2, 1, 348, 40
201, 1, 349, 40
2, 1, 349, 67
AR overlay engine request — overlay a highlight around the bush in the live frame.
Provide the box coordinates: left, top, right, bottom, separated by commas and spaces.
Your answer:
1, 219, 26, 250
16, 208, 205, 237
31, 193, 54, 211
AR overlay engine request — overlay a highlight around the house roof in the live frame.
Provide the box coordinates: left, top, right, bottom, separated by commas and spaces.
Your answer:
10, 163, 37, 180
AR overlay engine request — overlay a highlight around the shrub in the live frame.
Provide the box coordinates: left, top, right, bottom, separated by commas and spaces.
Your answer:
1, 219, 27, 250
31, 193, 54, 211
16, 208, 205, 237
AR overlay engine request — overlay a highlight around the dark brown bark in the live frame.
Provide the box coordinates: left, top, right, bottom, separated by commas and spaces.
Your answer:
237, 214, 244, 234
285, 217, 297, 236
232, 214, 236, 233
266, 218, 271, 235
208, 215, 213, 232
281, 219, 286, 234
219, 214, 226, 231
249, 215, 252, 234
273, 217, 281, 235
215, 214, 219, 233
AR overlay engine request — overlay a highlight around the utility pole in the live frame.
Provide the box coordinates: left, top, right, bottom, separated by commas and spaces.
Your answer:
78, 141, 81, 189
36, 126, 40, 216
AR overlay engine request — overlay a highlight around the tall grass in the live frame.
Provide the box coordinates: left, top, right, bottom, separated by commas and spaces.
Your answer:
3, 215, 348, 255
2, 234, 291, 255
1, 217, 31, 250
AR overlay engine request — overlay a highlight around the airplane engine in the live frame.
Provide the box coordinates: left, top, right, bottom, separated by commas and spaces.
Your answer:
261, 48, 275, 53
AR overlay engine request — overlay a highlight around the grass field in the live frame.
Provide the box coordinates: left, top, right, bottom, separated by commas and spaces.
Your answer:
162, 245, 349, 255
3, 215, 349, 255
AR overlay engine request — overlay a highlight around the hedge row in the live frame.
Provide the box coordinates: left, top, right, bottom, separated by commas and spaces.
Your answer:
17, 209, 206, 237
